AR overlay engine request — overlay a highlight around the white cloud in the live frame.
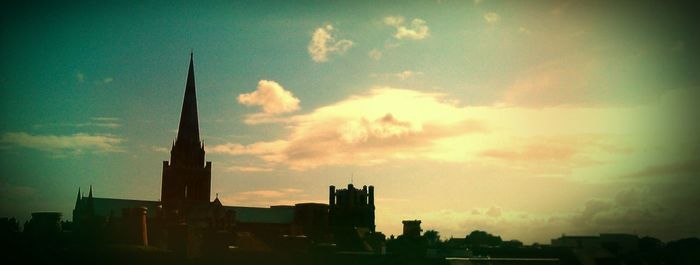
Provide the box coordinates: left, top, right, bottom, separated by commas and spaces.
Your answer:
384, 16, 430, 40
368, 49, 383, 60
307, 24, 354, 63
237, 80, 301, 124
395, 70, 423, 80
216, 88, 488, 170
0, 132, 125, 155
484, 12, 500, 25
103, 77, 114, 84
92, 117, 120, 122
209, 140, 288, 163
215, 86, 647, 172
151, 146, 169, 153
371, 70, 424, 80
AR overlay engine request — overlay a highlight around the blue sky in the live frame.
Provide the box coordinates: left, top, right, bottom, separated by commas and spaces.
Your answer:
1, 0, 699, 243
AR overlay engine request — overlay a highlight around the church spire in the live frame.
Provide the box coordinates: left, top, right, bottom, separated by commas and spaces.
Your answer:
75, 187, 82, 208
175, 52, 201, 147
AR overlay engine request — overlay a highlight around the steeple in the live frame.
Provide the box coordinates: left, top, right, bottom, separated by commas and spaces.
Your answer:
175, 52, 201, 147
161, 52, 212, 210
86, 185, 94, 214
75, 187, 82, 208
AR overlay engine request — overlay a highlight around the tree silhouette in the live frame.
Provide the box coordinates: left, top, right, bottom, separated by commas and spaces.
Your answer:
464, 230, 502, 246
423, 230, 440, 245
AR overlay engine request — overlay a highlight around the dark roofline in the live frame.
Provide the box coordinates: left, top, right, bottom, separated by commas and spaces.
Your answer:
224, 205, 291, 210
90, 197, 160, 204
556, 236, 600, 239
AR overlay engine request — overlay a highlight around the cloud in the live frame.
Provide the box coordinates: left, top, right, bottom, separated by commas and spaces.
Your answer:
217, 86, 648, 172
496, 54, 601, 108
384, 16, 430, 40
486, 206, 502, 217
623, 160, 700, 179
484, 12, 500, 24
209, 140, 288, 163
32, 117, 122, 129
223, 165, 274, 173
218, 188, 318, 207
416, 207, 559, 243
237, 188, 301, 198
237, 80, 301, 124
238, 80, 300, 114
395, 71, 422, 80
478, 135, 632, 176
480, 140, 579, 162
92, 117, 120, 122
307, 24, 354, 63
103, 77, 113, 84
409, 183, 700, 243
370, 70, 424, 80
151, 146, 169, 153
369, 49, 382, 60
215, 88, 488, 170
0, 132, 125, 155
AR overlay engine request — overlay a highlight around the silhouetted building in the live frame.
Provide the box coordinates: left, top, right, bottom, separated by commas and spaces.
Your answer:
329, 184, 375, 232
402, 220, 422, 239
161, 53, 212, 213
387, 219, 427, 257
120, 207, 149, 246
69, 53, 343, 257
294, 203, 330, 242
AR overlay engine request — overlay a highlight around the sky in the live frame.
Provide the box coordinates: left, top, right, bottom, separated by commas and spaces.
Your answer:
1, 0, 699, 244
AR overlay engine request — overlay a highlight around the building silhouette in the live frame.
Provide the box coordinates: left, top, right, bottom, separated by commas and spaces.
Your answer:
329, 184, 375, 232
402, 220, 422, 239
69, 53, 380, 256
161, 53, 212, 212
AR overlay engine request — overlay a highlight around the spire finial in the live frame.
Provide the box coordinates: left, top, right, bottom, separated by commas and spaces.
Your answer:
89, 185, 93, 198
216, 193, 219, 199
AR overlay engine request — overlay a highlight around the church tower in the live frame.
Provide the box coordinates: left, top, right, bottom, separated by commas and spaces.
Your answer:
161, 53, 212, 212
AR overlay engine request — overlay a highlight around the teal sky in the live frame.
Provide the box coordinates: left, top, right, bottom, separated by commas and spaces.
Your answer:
1, 0, 699, 243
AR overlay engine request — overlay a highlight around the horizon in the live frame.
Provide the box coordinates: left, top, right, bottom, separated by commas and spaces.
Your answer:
1, 0, 699, 245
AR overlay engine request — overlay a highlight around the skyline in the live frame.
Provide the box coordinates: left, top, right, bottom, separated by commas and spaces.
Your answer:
1, 0, 699, 244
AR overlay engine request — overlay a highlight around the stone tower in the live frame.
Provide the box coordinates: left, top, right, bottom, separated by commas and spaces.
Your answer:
161, 53, 212, 212
329, 184, 376, 232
